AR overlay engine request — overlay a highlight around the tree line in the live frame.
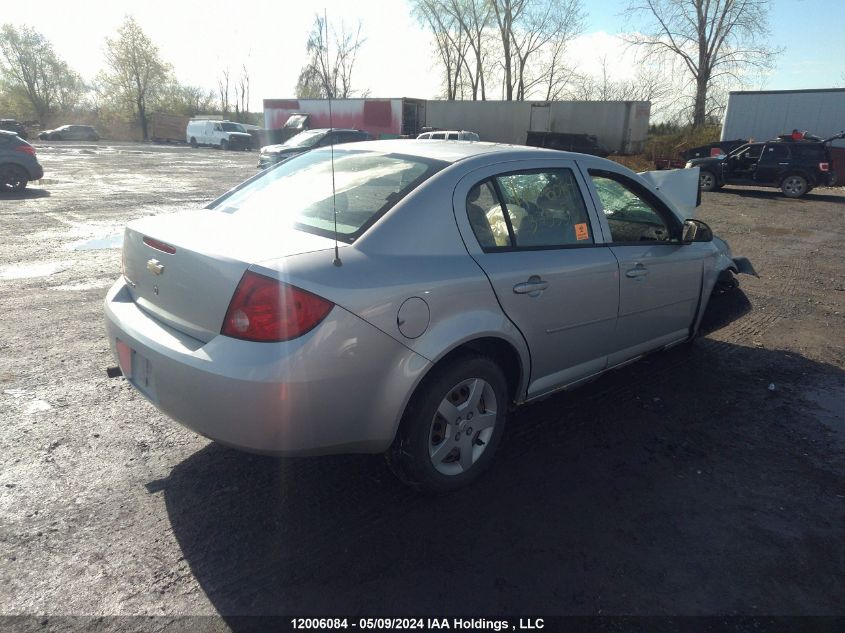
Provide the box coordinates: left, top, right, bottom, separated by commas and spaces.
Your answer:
1, 1, 780, 138
0, 17, 252, 139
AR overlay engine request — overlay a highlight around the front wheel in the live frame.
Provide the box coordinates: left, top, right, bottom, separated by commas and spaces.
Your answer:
387, 355, 508, 492
220, 139, 229, 151
781, 174, 808, 198
699, 169, 718, 192
0, 164, 28, 191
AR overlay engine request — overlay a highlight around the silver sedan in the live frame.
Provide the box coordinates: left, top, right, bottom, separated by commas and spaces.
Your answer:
104, 141, 751, 491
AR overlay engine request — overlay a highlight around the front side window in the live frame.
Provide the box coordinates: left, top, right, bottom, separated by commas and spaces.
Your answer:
466, 169, 594, 250
589, 170, 678, 244
221, 122, 245, 132
213, 149, 445, 242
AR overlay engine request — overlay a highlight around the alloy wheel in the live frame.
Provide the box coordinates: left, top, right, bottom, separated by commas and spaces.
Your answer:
428, 377, 497, 476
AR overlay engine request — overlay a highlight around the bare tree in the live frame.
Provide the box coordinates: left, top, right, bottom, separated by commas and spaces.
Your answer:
624, 0, 779, 126
446, 0, 493, 100
411, 0, 470, 100
489, 0, 585, 101
100, 16, 170, 140
568, 57, 673, 114
297, 14, 366, 99
237, 64, 250, 120
0, 24, 84, 123
218, 68, 230, 116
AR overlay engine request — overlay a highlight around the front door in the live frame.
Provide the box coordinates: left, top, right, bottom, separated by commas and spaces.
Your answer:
454, 160, 619, 397
584, 168, 704, 365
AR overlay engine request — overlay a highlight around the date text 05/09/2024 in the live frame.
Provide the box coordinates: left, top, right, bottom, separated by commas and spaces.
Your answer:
290, 618, 545, 630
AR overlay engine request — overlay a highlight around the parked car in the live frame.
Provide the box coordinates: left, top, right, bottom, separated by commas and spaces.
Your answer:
257, 128, 373, 169
525, 131, 610, 158
0, 119, 27, 138
38, 124, 99, 141
417, 130, 480, 141
0, 130, 43, 191
186, 120, 252, 150
687, 132, 844, 198
105, 141, 753, 491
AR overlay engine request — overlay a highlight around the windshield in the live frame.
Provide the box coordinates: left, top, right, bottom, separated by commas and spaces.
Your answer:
213, 149, 446, 241
221, 122, 246, 132
285, 130, 326, 148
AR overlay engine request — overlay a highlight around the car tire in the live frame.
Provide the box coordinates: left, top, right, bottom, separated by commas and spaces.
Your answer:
386, 354, 508, 492
190, 137, 197, 148
698, 169, 718, 192
220, 139, 229, 151
781, 174, 808, 198
0, 164, 28, 191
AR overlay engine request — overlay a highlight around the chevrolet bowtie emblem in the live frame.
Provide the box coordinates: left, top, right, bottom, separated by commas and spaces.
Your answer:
146, 259, 165, 275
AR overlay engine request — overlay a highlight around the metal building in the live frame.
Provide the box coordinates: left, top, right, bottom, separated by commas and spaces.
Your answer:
721, 88, 845, 143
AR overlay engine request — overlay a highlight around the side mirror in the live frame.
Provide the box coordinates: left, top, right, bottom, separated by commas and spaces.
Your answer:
682, 219, 713, 243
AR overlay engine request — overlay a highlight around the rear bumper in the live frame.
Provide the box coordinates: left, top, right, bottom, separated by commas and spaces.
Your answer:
103, 279, 429, 455
29, 162, 44, 180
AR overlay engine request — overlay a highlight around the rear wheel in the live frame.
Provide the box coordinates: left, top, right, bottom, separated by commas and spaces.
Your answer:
0, 164, 28, 191
698, 169, 718, 191
220, 139, 229, 151
781, 174, 808, 198
190, 137, 197, 148
387, 355, 508, 492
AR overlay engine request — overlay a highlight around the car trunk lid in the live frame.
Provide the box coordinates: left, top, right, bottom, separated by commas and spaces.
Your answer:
122, 209, 337, 341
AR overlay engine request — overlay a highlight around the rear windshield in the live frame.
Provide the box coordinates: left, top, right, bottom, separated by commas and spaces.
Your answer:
212, 149, 446, 242
285, 130, 325, 148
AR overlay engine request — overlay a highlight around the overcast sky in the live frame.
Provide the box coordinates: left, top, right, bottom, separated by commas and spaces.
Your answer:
2, 0, 843, 111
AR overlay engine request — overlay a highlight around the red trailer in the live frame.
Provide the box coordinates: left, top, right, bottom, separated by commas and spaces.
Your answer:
263, 98, 426, 140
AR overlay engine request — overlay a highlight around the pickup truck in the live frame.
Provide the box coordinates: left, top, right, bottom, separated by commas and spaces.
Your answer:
686, 132, 844, 198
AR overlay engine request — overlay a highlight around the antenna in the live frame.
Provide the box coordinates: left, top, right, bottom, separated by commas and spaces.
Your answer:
326, 8, 341, 267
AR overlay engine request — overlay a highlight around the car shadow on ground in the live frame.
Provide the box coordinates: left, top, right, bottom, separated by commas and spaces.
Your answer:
0, 188, 50, 199
712, 187, 844, 204
152, 300, 845, 620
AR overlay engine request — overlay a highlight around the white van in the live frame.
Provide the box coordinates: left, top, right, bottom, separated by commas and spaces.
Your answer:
186, 120, 253, 150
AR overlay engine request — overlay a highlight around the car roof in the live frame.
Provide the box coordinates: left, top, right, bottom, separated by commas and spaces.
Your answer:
336, 139, 570, 164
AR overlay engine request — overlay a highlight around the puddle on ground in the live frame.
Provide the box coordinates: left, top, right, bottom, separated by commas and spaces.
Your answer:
66, 234, 123, 251
804, 384, 845, 437
0, 261, 74, 279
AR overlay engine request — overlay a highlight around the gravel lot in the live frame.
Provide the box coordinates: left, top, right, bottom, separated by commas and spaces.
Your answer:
1, 141, 843, 620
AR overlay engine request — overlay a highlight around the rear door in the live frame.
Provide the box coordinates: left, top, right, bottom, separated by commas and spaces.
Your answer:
584, 168, 704, 365
755, 143, 790, 184
453, 159, 619, 397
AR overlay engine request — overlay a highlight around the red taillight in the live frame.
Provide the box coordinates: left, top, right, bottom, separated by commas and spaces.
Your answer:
143, 236, 176, 254
819, 162, 830, 172
221, 271, 333, 342
15, 145, 35, 156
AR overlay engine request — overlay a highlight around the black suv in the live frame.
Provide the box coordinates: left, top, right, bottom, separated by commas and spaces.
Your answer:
687, 132, 844, 198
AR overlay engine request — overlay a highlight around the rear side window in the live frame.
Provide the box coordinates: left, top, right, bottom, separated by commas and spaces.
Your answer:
763, 144, 790, 160
213, 149, 446, 242
466, 168, 594, 250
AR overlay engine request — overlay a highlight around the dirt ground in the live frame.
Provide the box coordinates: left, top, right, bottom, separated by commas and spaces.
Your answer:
0, 142, 843, 623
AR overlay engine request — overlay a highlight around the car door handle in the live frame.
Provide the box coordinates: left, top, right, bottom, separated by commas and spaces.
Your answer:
625, 265, 649, 279
513, 277, 549, 295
